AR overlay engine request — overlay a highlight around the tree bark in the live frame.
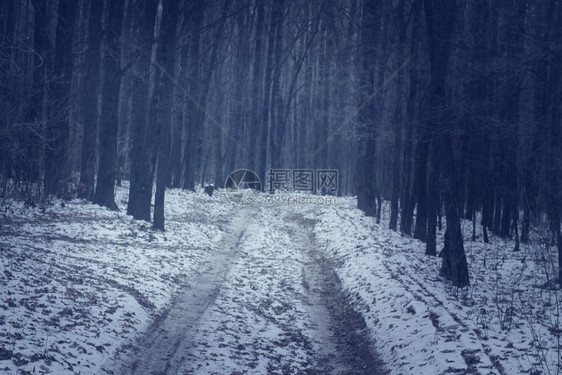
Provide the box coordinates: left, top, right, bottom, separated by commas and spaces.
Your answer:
79, 0, 104, 200
400, 1, 420, 234
248, 0, 265, 172
127, 0, 159, 220
426, 139, 439, 256
389, 0, 406, 231
44, 0, 78, 196
93, 0, 125, 210
153, 0, 179, 231
498, 3, 524, 240
259, 1, 282, 188
26, 0, 51, 185
389, 110, 402, 231
423, 0, 469, 287
356, 0, 380, 216
413, 139, 428, 241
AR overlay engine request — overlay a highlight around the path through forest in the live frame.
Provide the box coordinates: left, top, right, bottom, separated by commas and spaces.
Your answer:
103, 204, 385, 374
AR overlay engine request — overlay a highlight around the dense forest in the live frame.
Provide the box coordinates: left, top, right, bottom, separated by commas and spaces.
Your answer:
0, 0, 561, 289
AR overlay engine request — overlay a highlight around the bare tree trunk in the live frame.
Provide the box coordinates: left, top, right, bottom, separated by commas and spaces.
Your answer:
356, 0, 380, 216
213, 79, 226, 188
26, 0, 51, 185
413, 140, 428, 241
44, 0, 78, 196
400, 1, 420, 234
498, 3, 524, 240
79, 0, 103, 200
181, 4, 203, 191
127, 0, 159, 220
389, 0, 407, 231
426, 139, 439, 256
183, 1, 228, 190
153, 0, 179, 231
389, 109, 402, 231
549, 2, 562, 283
228, 4, 250, 176
248, 0, 265, 172
423, 0, 469, 287
259, 1, 280, 188
93, 0, 125, 210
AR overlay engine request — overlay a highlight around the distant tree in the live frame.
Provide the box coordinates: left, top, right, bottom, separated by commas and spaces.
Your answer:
257, 0, 278, 188
248, 0, 266, 173
181, 2, 204, 191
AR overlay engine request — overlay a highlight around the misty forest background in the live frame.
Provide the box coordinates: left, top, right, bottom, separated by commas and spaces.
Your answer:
0, 0, 561, 288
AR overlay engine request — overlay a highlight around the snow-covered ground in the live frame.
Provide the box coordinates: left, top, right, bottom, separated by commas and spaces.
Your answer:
1, 186, 560, 374
309, 198, 562, 375
0, 185, 233, 374
103, 202, 383, 374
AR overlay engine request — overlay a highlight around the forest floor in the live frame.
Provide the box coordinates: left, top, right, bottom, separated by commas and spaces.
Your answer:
0, 184, 560, 374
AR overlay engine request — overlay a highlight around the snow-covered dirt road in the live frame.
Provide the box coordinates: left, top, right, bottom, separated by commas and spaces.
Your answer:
104, 205, 385, 374
4, 186, 557, 374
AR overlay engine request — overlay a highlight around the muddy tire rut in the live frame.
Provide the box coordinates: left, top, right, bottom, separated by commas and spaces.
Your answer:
288, 213, 386, 375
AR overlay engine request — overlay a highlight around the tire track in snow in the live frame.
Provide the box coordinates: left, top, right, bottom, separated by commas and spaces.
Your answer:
101, 208, 251, 375
286, 212, 386, 375
102, 205, 385, 374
